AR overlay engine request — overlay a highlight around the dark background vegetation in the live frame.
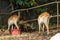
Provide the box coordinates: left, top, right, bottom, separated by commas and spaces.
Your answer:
0, 0, 60, 30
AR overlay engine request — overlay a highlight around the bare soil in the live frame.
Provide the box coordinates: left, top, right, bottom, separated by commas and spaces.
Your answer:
0, 29, 60, 40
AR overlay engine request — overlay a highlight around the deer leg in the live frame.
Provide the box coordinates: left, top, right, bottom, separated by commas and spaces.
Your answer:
14, 23, 19, 30
44, 22, 49, 34
11, 25, 14, 30
42, 24, 44, 33
30, 23, 34, 29
8, 23, 10, 30
26, 26, 28, 32
24, 24, 28, 32
38, 21, 41, 33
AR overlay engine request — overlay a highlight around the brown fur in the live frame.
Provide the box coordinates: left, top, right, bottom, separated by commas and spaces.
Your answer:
8, 15, 19, 30
38, 12, 51, 34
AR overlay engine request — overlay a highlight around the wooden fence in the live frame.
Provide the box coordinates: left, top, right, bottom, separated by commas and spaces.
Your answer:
9, 1, 60, 30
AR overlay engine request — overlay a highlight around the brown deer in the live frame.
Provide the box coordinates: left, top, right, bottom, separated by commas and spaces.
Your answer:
19, 19, 34, 32
8, 15, 20, 30
38, 12, 51, 34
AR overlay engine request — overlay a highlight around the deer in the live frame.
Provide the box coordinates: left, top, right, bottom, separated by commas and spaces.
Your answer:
8, 15, 20, 30
19, 19, 34, 32
38, 12, 51, 34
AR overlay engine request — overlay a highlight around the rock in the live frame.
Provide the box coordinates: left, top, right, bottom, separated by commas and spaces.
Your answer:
0, 30, 3, 35
3, 30, 10, 35
50, 33, 60, 40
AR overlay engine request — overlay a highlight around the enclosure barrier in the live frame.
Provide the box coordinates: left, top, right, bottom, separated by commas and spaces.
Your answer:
10, 1, 60, 30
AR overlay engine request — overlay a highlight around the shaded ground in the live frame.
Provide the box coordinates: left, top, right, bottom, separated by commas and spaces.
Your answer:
0, 29, 60, 40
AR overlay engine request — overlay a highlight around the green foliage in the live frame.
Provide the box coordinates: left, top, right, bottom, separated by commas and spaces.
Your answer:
9, 0, 37, 7
9, 0, 57, 13
16, 0, 24, 6
9, 0, 15, 3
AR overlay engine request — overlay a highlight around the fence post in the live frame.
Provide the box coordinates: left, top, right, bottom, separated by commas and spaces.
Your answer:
18, 11, 20, 17
57, 2, 59, 30
10, 3, 14, 11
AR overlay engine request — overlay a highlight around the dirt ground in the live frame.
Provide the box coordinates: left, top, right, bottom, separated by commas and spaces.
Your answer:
21, 29, 60, 40
0, 29, 60, 40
